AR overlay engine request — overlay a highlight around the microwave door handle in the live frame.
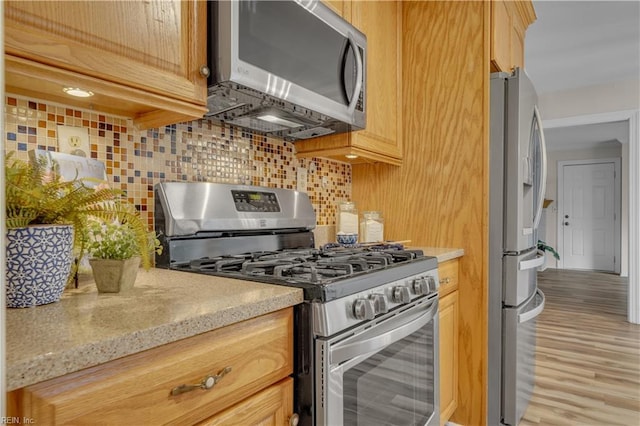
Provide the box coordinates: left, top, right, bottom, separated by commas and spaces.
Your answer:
346, 32, 363, 116
532, 105, 548, 230
330, 300, 438, 365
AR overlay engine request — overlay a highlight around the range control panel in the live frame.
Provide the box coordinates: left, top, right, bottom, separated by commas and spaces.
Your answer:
232, 190, 281, 213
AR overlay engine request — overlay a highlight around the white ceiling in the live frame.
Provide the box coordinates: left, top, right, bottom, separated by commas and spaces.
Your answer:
524, 0, 640, 151
525, 0, 640, 95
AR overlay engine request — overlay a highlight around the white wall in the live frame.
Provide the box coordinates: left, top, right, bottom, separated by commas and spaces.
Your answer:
539, 79, 640, 120
543, 146, 623, 269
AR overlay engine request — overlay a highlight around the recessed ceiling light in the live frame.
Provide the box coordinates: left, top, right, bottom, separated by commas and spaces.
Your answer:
345, 154, 359, 159
63, 87, 94, 98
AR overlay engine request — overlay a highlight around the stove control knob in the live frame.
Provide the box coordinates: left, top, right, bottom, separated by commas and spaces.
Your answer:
353, 298, 376, 320
369, 293, 389, 314
426, 276, 437, 292
412, 277, 429, 295
392, 286, 411, 304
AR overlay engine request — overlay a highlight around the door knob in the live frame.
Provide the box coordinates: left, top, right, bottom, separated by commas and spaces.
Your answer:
565, 215, 569, 219
564, 221, 570, 226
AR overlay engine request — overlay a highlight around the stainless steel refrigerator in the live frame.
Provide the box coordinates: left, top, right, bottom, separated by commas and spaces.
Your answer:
488, 68, 548, 426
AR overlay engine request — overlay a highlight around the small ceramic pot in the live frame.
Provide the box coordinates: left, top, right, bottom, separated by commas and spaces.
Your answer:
89, 256, 140, 293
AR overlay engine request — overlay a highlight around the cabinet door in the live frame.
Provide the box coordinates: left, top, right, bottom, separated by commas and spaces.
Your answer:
349, 0, 402, 162
490, 1, 536, 73
439, 290, 459, 425
294, 0, 402, 165
4, 0, 208, 128
491, 0, 513, 73
199, 378, 294, 426
438, 259, 460, 298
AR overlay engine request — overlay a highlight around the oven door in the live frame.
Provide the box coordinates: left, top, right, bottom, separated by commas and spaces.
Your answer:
316, 297, 439, 426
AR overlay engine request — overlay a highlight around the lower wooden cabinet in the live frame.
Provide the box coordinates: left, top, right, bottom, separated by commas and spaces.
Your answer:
199, 378, 294, 426
438, 259, 460, 425
7, 308, 295, 425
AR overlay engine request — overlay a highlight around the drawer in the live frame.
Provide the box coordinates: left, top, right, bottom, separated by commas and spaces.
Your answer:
438, 259, 459, 298
199, 378, 294, 425
15, 308, 293, 425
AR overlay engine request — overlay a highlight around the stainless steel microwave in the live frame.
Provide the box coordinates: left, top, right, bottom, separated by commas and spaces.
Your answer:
206, 0, 366, 141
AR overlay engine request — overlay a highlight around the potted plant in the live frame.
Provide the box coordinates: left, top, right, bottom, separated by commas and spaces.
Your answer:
4, 153, 154, 306
86, 209, 162, 293
537, 240, 560, 260
537, 239, 559, 271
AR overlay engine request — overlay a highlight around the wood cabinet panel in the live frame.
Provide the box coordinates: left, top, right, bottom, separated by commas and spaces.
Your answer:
438, 259, 460, 298
199, 378, 294, 426
295, 0, 402, 165
4, 0, 208, 129
439, 290, 459, 425
9, 309, 293, 425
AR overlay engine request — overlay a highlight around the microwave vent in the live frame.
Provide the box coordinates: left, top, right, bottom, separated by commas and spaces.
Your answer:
287, 127, 335, 140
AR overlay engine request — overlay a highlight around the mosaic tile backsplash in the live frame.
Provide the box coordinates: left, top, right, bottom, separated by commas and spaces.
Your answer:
4, 95, 352, 227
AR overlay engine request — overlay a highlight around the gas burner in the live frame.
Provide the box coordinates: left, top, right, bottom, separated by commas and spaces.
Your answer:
189, 255, 251, 272
251, 249, 318, 262
273, 262, 355, 283
320, 242, 407, 252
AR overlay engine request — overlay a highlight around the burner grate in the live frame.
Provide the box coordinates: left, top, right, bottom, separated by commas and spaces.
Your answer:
177, 245, 425, 286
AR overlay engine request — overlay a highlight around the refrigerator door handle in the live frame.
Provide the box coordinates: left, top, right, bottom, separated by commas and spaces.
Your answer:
532, 105, 548, 230
518, 289, 545, 323
518, 250, 545, 271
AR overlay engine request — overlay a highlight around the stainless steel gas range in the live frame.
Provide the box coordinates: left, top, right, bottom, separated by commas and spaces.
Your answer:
155, 182, 440, 426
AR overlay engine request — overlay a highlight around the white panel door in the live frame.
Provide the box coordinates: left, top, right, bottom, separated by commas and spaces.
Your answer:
562, 162, 616, 271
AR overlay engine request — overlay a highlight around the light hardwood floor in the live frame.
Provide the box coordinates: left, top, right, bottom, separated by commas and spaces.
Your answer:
521, 269, 640, 426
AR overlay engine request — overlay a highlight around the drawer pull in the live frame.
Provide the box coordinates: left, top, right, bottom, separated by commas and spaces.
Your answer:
170, 366, 232, 396
439, 277, 451, 284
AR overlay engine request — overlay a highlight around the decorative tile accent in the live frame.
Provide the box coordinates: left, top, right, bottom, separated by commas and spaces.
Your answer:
4, 95, 352, 227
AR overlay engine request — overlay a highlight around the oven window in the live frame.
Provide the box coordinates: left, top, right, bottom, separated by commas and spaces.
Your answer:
343, 326, 435, 425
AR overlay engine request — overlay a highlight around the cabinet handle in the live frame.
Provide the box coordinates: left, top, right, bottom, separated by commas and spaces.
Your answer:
170, 366, 232, 396
439, 277, 451, 284
199, 65, 211, 78
289, 413, 300, 426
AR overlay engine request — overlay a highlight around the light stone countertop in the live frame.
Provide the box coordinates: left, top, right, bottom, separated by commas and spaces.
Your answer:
6, 268, 303, 391
415, 247, 465, 263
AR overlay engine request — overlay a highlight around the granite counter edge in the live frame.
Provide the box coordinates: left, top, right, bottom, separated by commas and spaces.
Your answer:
7, 290, 302, 391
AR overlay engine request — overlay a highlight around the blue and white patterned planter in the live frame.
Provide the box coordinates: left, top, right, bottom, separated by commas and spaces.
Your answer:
5, 225, 74, 308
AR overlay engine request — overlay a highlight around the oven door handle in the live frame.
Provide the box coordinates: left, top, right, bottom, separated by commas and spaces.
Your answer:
330, 300, 438, 365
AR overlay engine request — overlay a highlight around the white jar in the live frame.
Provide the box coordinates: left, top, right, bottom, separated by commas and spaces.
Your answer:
360, 211, 384, 243
336, 201, 359, 235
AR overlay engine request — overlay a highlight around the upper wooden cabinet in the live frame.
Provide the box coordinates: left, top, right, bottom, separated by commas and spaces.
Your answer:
491, 0, 537, 73
295, 0, 403, 166
4, 0, 208, 129
323, 0, 346, 16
